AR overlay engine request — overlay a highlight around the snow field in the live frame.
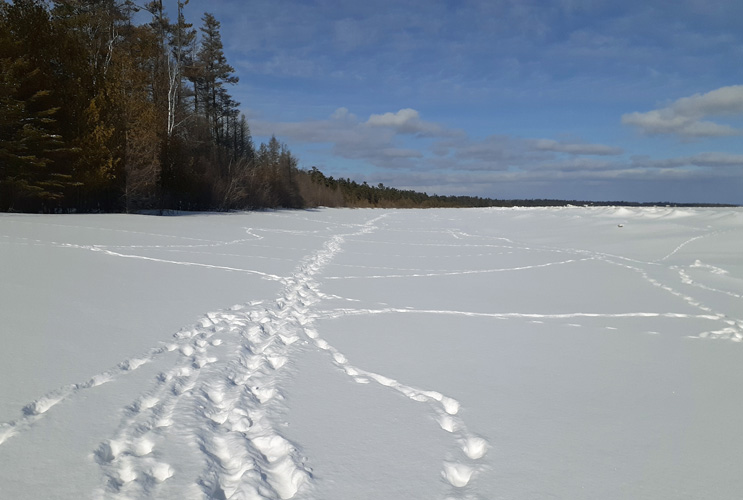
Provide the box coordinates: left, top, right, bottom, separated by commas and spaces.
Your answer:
0, 206, 742, 499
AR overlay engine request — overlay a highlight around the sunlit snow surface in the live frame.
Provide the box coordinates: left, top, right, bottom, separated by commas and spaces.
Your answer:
1, 207, 742, 499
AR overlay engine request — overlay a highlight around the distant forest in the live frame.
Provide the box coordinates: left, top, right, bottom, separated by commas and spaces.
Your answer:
0, 1, 736, 213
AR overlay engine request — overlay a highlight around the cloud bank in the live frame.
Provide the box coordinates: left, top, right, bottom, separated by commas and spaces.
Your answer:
622, 85, 743, 138
254, 108, 627, 172
249, 106, 740, 202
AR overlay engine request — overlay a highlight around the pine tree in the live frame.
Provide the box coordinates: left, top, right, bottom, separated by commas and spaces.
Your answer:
0, 59, 68, 211
236, 114, 255, 161
0, 0, 71, 211
195, 13, 238, 144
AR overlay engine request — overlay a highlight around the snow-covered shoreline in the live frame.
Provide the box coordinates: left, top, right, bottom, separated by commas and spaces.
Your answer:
1, 207, 742, 499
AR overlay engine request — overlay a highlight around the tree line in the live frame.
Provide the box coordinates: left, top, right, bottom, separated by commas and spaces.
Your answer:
296, 168, 737, 208
1, 0, 306, 213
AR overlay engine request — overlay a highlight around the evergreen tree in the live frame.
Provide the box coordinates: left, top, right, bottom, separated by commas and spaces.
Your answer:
0, 0, 70, 211
0, 59, 67, 211
195, 12, 238, 144
236, 114, 255, 161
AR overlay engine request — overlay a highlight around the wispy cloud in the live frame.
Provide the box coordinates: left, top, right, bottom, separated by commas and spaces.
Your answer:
531, 139, 623, 156
621, 85, 743, 138
632, 152, 743, 168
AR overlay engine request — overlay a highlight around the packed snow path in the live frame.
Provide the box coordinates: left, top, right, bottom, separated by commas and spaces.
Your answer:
1, 206, 742, 499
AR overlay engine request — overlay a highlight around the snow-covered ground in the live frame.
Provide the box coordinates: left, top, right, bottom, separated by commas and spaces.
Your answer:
1, 206, 742, 500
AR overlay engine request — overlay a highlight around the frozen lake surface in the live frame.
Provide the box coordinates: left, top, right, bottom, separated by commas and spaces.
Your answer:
1, 206, 742, 499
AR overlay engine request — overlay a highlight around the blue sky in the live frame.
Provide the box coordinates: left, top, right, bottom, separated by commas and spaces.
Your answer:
180, 0, 743, 203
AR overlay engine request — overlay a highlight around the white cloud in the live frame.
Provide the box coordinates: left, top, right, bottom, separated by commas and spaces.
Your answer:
330, 107, 356, 121
672, 85, 743, 117
621, 85, 743, 138
621, 111, 737, 138
366, 108, 419, 128
366, 108, 459, 137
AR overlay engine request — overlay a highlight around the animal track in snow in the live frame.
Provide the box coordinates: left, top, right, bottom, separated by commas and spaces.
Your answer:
283, 217, 491, 492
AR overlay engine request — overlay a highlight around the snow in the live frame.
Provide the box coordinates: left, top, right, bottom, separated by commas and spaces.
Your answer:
1, 206, 742, 499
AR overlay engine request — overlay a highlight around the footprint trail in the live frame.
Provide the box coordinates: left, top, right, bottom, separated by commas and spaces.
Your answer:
1, 212, 490, 499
